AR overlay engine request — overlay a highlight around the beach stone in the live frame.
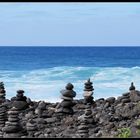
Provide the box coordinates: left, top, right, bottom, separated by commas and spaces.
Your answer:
61, 90, 76, 98
121, 98, 131, 103
61, 95, 73, 101
129, 90, 140, 102
12, 101, 29, 110
60, 100, 75, 107
106, 97, 115, 104
122, 92, 130, 96
45, 117, 56, 123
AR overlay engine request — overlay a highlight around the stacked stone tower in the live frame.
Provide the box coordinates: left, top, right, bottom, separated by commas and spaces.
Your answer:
56, 83, 76, 114
2, 107, 23, 138
0, 82, 6, 104
83, 79, 94, 105
0, 105, 7, 138
129, 82, 135, 93
26, 119, 38, 137
12, 90, 29, 110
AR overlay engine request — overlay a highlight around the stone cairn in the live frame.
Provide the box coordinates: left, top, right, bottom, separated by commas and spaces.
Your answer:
26, 119, 38, 137
56, 83, 76, 114
77, 108, 90, 138
0, 105, 7, 138
11, 90, 29, 110
2, 107, 23, 138
84, 103, 94, 124
0, 82, 6, 104
83, 78, 94, 105
129, 82, 135, 93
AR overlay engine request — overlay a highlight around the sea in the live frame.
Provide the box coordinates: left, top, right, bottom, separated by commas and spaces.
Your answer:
0, 46, 140, 103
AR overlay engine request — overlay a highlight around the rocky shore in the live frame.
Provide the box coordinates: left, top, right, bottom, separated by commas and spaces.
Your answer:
1, 80, 140, 138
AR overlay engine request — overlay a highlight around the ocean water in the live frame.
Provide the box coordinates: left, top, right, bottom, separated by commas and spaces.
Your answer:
0, 47, 140, 103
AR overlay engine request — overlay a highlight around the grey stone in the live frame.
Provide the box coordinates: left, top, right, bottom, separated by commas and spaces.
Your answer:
106, 97, 116, 104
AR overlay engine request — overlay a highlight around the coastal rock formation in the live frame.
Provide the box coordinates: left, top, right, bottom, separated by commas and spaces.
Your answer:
0, 82, 6, 104
83, 79, 94, 105
2, 107, 23, 138
55, 83, 76, 114
11, 90, 29, 110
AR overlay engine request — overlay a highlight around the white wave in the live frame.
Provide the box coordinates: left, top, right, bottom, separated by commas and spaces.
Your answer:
1, 66, 140, 102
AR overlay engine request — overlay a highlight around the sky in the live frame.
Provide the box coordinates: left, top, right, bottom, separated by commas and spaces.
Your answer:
0, 2, 140, 46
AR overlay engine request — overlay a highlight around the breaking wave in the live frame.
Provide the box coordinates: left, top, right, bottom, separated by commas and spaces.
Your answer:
0, 66, 140, 103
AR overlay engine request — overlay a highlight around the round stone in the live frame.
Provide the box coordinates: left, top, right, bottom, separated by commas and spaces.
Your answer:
65, 83, 74, 90
61, 89, 76, 98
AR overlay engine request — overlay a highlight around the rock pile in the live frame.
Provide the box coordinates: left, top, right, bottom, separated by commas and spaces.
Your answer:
83, 79, 94, 105
84, 103, 94, 124
0, 105, 7, 129
56, 83, 76, 114
77, 108, 90, 137
26, 119, 38, 137
11, 90, 29, 110
0, 105, 7, 138
2, 107, 23, 138
0, 82, 6, 104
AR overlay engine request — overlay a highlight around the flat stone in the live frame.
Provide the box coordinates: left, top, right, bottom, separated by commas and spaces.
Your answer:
83, 91, 93, 97
27, 126, 37, 131
8, 117, 19, 122
106, 97, 116, 104
60, 89, 76, 98
26, 123, 36, 127
60, 100, 74, 107
122, 92, 130, 96
78, 125, 88, 130
3, 132, 23, 138
61, 95, 73, 101
5, 121, 19, 126
2, 126, 21, 132
0, 112, 6, 116
78, 129, 89, 133
121, 98, 131, 103
8, 110, 19, 115
45, 117, 56, 123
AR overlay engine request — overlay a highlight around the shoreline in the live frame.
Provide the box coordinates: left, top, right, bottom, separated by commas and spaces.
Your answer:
1, 82, 140, 138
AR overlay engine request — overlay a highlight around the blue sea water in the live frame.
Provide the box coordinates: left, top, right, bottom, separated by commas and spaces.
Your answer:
0, 46, 140, 102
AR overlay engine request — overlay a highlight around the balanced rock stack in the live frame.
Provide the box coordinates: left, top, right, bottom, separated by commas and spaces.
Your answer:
12, 90, 29, 110
0, 105, 7, 138
26, 119, 38, 137
129, 82, 140, 102
83, 79, 94, 105
0, 82, 6, 104
56, 83, 76, 114
2, 107, 23, 138
84, 103, 94, 124
77, 114, 89, 138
